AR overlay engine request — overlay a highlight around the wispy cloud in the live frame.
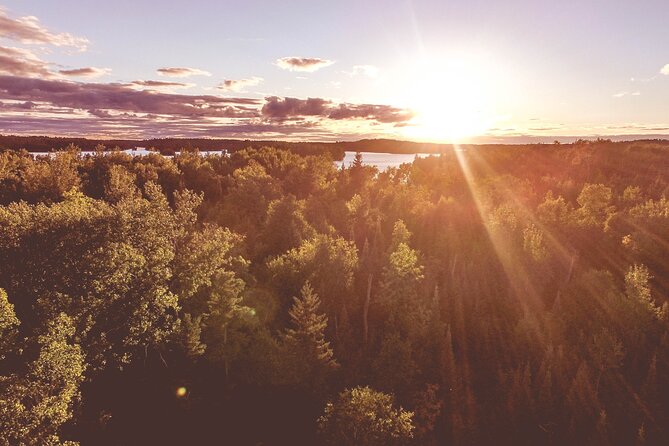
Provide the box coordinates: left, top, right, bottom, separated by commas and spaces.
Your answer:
613, 91, 640, 98
218, 76, 263, 92
661, 64, 669, 76
59, 67, 110, 78
275, 57, 334, 72
344, 65, 379, 78
0, 75, 259, 118
0, 7, 88, 50
157, 67, 212, 78
131, 80, 193, 89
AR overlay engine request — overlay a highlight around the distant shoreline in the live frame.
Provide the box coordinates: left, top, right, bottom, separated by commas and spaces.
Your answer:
1, 134, 668, 156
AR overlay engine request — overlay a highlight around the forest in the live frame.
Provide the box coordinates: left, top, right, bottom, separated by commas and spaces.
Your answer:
0, 135, 456, 156
0, 139, 668, 445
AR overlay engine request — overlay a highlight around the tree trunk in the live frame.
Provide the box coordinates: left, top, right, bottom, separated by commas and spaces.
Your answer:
363, 273, 373, 344
566, 252, 577, 284
555, 252, 578, 309
224, 325, 229, 381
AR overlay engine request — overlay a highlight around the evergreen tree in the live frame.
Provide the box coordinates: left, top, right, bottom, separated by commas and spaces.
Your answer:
283, 282, 338, 386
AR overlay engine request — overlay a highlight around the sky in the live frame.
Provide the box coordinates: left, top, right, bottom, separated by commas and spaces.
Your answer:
0, 0, 667, 142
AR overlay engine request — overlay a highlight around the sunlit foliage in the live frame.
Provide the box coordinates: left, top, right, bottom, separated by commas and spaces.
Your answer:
0, 139, 668, 445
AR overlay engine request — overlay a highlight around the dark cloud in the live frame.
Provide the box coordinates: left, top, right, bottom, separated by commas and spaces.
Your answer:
275, 57, 334, 72
328, 103, 414, 123
87, 109, 113, 118
59, 67, 110, 78
0, 8, 88, 49
262, 96, 414, 124
0, 76, 261, 118
0, 114, 323, 140
157, 67, 211, 78
0, 75, 413, 138
0, 100, 37, 111
262, 97, 330, 119
0, 46, 51, 77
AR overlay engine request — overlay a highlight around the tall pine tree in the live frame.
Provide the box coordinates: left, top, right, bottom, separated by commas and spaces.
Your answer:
283, 282, 338, 388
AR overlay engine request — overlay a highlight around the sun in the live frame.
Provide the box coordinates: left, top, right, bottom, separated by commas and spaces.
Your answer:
399, 58, 496, 143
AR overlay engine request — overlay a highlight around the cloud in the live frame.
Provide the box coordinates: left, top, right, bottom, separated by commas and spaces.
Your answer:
0, 113, 325, 139
87, 108, 113, 118
0, 75, 260, 118
0, 46, 51, 77
218, 76, 263, 92
0, 7, 88, 50
59, 67, 111, 78
0, 73, 413, 139
661, 64, 669, 76
327, 103, 414, 123
0, 75, 411, 126
275, 57, 334, 72
345, 65, 379, 78
131, 80, 193, 89
157, 67, 212, 78
613, 91, 641, 98
0, 100, 37, 111
261, 96, 414, 124
262, 97, 329, 118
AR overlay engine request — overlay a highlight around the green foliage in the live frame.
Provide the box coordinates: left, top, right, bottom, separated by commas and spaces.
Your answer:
21, 151, 81, 203
0, 313, 85, 446
390, 219, 412, 250
258, 194, 316, 260
216, 160, 281, 237
626, 264, 663, 319
576, 183, 615, 229
282, 282, 338, 387
268, 234, 358, 322
622, 185, 643, 204
372, 331, 419, 391
523, 224, 548, 262
0, 141, 668, 444
0, 288, 19, 359
379, 224, 426, 337
381, 244, 423, 304
318, 386, 415, 446
537, 191, 572, 227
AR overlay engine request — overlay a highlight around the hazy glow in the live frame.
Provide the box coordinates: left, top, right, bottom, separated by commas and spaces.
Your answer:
400, 58, 497, 142
0, 1, 667, 140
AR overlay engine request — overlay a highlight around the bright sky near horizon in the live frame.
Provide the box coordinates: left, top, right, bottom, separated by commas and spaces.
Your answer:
0, 0, 668, 142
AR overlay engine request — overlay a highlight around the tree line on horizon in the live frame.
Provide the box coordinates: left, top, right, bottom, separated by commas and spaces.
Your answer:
0, 139, 668, 445
5, 134, 643, 156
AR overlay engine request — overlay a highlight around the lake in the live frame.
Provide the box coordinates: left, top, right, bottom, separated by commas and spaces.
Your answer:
339, 151, 433, 171
27, 147, 226, 158
28, 148, 433, 171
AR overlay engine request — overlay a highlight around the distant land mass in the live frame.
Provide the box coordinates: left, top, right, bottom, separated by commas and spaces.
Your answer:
1, 134, 669, 159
